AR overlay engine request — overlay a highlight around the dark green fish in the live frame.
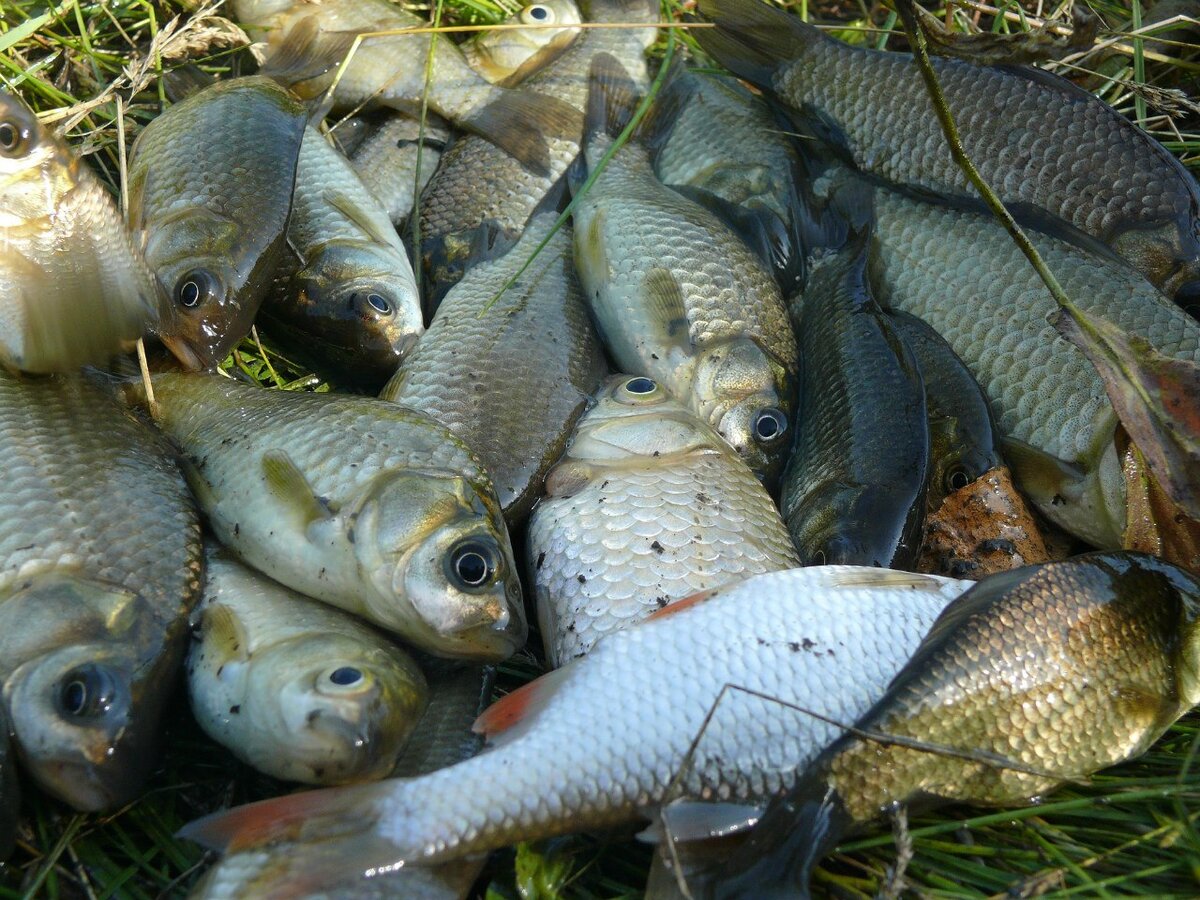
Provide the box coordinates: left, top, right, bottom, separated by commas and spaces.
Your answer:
700, 552, 1200, 899
694, 0, 1200, 306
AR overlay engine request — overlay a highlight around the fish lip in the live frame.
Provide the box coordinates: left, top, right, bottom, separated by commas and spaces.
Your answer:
159, 333, 209, 371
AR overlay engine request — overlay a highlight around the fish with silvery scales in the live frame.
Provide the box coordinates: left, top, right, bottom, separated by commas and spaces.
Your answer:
571, 54, 798, 483
694, 0, 1200, 307
178, 567, 974, 895
530, 374, 799, 666
695, 552, 1200, 899
350, 113, 452, 228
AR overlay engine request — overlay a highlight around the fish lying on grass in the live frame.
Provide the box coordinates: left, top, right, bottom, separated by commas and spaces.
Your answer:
694, 0, 1200, 304
0, 94, 160, 373
698, 552, 1200, 898
530, 374, 799, 665
350, 113, 452, 228
128, 76, 307, 370
462, 0, 584, 87
179, 567, 974, 894
187, 545, 429, 786
141, 372, 525, 661
572, 55, 798, 483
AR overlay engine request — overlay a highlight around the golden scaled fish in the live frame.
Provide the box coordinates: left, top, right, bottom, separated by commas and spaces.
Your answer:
0, 94, 160, 373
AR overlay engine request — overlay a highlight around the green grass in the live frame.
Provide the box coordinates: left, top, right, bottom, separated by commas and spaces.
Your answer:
2, 0, 1200, 897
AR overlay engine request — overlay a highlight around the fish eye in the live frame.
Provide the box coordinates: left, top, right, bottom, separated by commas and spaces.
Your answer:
317, 664, 373, 695
362, 292, 393, 316
944, 464, 973, 494
751, 407, 787, 444
0, 118, 31, 157
174, 269, 221, 310
521, 4, 554, 24
57, 665, 119, 719
447, 538, 500, 591
622, 377, 658, 396
329, 666, 362, 686
1175, 279, 1200, 316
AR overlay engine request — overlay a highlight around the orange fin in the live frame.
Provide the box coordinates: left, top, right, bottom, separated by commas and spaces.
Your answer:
646, 587, 722, 622
472, 665, 570, 741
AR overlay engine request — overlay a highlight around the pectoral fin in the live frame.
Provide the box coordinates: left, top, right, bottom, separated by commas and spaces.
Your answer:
201, 603, 251, 666
325, 190, 400, 249
261, 449, 334, 527
1000, 436, 1086, 508
642, 268, 693, 350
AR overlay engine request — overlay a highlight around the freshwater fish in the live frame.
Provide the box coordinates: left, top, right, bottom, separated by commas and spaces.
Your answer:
258, 125, 423, 388
0, 370, 201, 810
381, 210, 606, 524
128, 76, 307, 369
143, 372, 525, 661
694, 0, 1200, 304
0, 93, 159, 373
419, 0, 659, 304
187, 546, 429, 785
180, 567, 975, 892
462, 1, 584, 87
572, 55, 798, 482
530, 375, 799, 665
701, 552, 1200, 899
350, 113, 452, 227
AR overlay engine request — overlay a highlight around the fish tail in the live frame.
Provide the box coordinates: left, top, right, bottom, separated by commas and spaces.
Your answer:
461, 87, 582, 177
694, 0, 825, 89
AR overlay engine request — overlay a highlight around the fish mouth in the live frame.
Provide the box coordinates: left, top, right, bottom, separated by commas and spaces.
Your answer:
159, 333, 209, 371
27, 757, 143, 812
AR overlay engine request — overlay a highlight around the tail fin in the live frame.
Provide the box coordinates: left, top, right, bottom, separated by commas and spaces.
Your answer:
461, 88, 582, 177
693, 0, 823, 89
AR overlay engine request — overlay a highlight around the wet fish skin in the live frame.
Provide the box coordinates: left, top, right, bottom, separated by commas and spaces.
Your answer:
350, 113, 452, 228
187, 546, 429, 786
706, 552, 1200, 898
889, 310, 1001, 511
530, 374, 799, 665
258, 125, 423, 389
0, 371, 201, 811
695, 0, 1200, 303
382, 213, 606, 524
418, 0, 659, 304
462, 0, 583, 87
0, 94, 160, 373
128, 76, 307, 370
145, 372, 525, 662
180, 567, 975, 885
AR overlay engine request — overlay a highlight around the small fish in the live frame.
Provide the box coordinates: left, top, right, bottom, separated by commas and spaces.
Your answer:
462, 1, 584, 87
694, 0, 1200, 305
258, 125, 423, 389
530, 375, 799, 665
0, 93, 160, 373
179, 567, 975, 891
701, 552, 1200, 899
187, 546, 429, 785
144, 372, 525, 662
257, 0, 580, 175
572, 55, 798, 482
382, 209, 607, 524
128, 76, 308, 369
350, 113, 452, 228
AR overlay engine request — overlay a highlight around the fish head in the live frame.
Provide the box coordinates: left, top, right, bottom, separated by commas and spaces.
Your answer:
927, 416, 1001, 507
691, 338, 792, 482
245, 634, 427, 783
469, 1, 583, 86
1111, 222, 1200, 311
350, 471, 526, 660
0, 95, 75, 214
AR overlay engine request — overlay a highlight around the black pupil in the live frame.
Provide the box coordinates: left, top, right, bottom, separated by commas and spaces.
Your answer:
0, 122, 17, 150
179, 280, 201, 307
625, 377, 656, 394
530, 5, 548, 18
62, 680, 86, 715
455, 550, 490, 586
754, 409, 784, 441
330, 667, 362, 686
367, 293, 391, 314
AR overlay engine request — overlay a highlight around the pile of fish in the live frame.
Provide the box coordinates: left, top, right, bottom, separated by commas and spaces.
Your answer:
3, 0, 1200, 895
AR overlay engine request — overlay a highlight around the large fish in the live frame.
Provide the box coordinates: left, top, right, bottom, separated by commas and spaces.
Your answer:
258, 125, 423, 389
0, 370, 201, 810
572, 55, 798, 482
418, 0, 659, 303
381, 210, 606, 524
180, 567, 975, 893
694, 0, 1200, 305
143, 372, 525, 661
350, 113, 452, 228
461, 0, 584, 87
530, 374, 799, 665
0, 93, 159, 372
700, 553, 1200, 899
128, 76, 307, 369
187, 546, 429, 785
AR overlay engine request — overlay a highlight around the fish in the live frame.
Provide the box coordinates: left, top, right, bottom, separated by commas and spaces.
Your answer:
257, 125, 423, 389
142, 372, 525, 662
653, 70, 806, 293
782, 231, 928, 568
0, 707, 18, 860
694, 0, 1200, 305
179, 567, 975, 889
571, 55, 799, 482
699, 552, 1200, 899
128, 76, 308, 370
462, 1, 584, 87
0, 370, 201, 810
349, 113, 452, 228
861, 175, 1200, 548
0, 93, 160, 373
187, 545, 429, 785
529, 374, 800, 666
888, 310, 1001, 511
381, 209, 607, 524
256, 0, 581, 175
418, 0, 660, 305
